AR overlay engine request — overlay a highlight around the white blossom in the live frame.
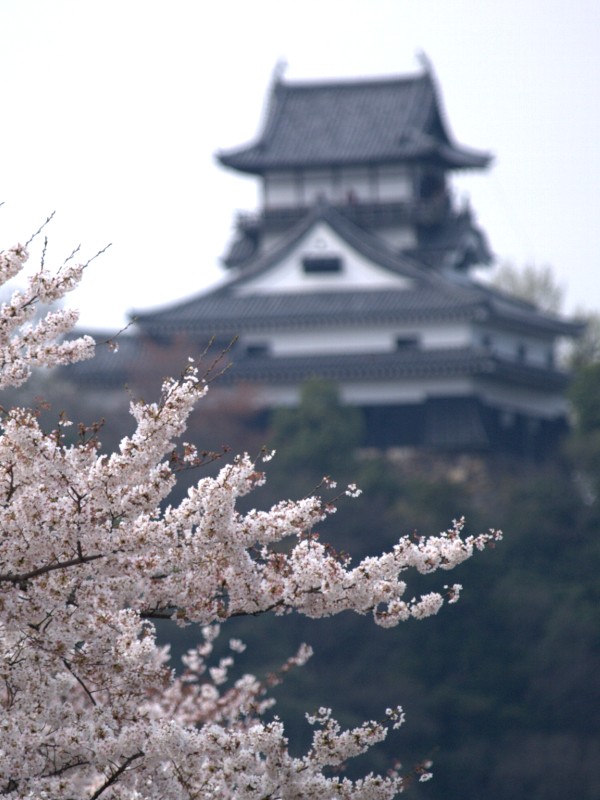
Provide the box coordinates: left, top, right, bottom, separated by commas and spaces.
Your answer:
0, 238, 501, 798
345, 482, 362, 498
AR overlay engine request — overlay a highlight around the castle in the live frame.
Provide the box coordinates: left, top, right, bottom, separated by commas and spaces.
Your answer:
85, 63, 582, 458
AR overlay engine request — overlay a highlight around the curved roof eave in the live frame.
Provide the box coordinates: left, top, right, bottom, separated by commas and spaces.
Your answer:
468, 283, 587, 337
217, 144, 492, 174
209, 348, 570, 393
216, 68, 492, 176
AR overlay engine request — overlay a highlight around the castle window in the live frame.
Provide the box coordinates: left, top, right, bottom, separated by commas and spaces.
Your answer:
246, 343, 269, 358
419, 171, 444, 200
396, 336, 419, 350
302, 256, 343, 274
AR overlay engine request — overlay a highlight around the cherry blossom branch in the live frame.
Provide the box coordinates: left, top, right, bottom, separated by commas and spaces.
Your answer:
0, 231, 500, 799
62, 658, 98, 707
88, 752, 144, 800
0, 552, 106, 589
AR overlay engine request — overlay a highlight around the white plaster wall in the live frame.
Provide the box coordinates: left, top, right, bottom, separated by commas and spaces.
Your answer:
273, 322, 470, 355
263, 166, 414, 208
264, 172, 297, 207
377, 166, 412, 202
476, 380, 567, 418
377, 225, 417, 249
242, 320, 474, 356
267, 328, 401, 356
243, 376, 567, 420
303, 170, 337, 204
251, 376, 478, 409
421, 324, 472, 348
474, 325, 554, 367
336, 167, 372, 202
340, 377, 477, 405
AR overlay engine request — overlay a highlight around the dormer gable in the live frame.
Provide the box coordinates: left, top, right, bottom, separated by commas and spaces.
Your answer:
233, 219, 414, 296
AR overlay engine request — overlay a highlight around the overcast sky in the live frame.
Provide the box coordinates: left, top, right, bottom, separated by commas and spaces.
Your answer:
1, 0, 599, 329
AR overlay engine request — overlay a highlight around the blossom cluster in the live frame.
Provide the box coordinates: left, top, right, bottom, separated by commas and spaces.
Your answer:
0, 240, 500, 798
0, 243, 95, 389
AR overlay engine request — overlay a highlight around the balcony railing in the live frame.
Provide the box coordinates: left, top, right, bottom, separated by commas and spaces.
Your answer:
236, 194, 450, 234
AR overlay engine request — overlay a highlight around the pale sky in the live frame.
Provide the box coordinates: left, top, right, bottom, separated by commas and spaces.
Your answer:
1, 0, 599, 329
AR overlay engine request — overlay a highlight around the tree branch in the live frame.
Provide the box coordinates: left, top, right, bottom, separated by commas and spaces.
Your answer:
62, 658, 97, 707
0, 552, 106, 589
89, 752, 144, 799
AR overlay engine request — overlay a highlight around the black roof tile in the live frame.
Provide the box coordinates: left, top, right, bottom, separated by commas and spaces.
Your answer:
133, 203, 580, 340
218, 348, 570, 392
218, 72, 491, 174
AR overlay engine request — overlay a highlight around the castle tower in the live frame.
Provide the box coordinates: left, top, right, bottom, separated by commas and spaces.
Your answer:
129, 65, 581, 458
218, 65, 492, 274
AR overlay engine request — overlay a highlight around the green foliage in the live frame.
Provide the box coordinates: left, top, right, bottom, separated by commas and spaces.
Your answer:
565, 309, 600, 371
567, 362, 600, 500
242, 420, 600, 798
269, 379, 364, 477
491, 261, 565, 313
569, 362, 600, 434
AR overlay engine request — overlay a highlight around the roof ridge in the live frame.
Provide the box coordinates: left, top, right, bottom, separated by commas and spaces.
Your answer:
276, 71, 428, 90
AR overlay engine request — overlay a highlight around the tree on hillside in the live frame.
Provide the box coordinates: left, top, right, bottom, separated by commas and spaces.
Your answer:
567, 310, 600, 370
566, 361, 600, 501
269, 378, 364, 479
0, 235, 500, 798
490, 261, 565, 313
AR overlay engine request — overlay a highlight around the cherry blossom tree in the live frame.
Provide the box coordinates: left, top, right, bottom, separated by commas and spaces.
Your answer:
0, 238, 501, 798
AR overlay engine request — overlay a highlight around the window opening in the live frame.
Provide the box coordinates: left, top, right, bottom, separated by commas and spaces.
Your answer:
396, 336, 419, 350
302, 256, 343, 274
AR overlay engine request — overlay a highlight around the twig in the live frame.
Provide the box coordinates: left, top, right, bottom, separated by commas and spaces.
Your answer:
25, 212, 56, 247
88, 752, 144, 799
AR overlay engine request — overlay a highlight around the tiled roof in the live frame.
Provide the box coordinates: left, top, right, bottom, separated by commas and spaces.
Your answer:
133, 202, 580, 341
216, 348, 570, 392
135, 284, 579, 341
68, 339, 569, 394
135, 287, 480, 336
217, 72, 491, 174
473, 283, 584, 337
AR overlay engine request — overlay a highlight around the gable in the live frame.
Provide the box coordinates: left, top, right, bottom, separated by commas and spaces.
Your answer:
233, 221, 414, 296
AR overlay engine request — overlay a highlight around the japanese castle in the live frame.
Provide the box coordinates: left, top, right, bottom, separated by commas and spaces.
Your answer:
119, 64, 580, 457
